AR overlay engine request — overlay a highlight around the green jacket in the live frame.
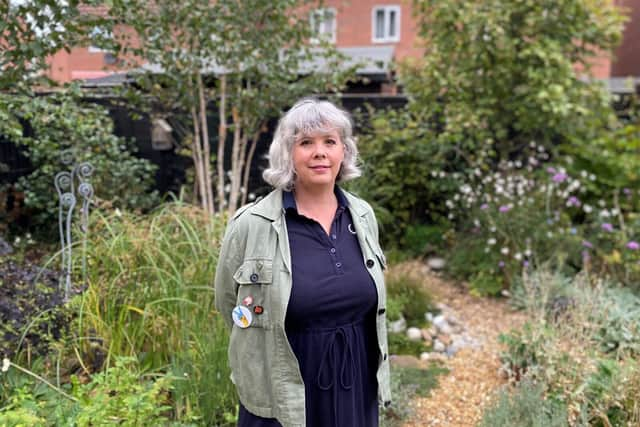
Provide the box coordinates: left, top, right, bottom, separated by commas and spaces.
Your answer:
214, 188, 391, 427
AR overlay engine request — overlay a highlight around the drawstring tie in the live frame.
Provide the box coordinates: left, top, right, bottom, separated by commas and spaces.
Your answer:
316, 326, 356, 427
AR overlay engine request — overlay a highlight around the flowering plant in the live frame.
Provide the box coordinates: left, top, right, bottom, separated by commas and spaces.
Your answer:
445, 142, 640, 293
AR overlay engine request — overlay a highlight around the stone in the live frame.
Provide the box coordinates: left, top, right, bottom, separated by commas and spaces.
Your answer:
420, 352, 447, 363
437, 334, 452, 346
427, 257, 446, 270
421, 328, 433, 342
406, 327, 422, 341
433, 339, 446, 352
432, 315, 453, 335
425, 312, 434, 322
389, 316, 406, 334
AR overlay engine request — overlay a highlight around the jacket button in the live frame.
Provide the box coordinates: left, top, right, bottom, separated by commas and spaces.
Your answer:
378, 308, 386, 315
366, 259, 374, 268
250, 273, 259, 283
383, 353, 388, 361
384, 400, 391, 408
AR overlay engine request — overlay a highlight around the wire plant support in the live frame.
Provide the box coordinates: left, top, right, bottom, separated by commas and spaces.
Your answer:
54, 149, 94, 301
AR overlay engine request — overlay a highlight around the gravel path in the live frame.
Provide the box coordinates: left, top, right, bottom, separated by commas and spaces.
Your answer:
394, 262, 527, 427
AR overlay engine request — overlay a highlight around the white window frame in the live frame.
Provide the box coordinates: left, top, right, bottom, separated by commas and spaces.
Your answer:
372, 5, 401, 43
310, 7, 337, 44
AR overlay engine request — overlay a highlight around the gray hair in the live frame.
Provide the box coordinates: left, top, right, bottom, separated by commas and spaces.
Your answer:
262, 98, 361, 190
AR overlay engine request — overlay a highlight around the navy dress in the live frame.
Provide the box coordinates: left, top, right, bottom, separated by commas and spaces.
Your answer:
238, 188, 380, 427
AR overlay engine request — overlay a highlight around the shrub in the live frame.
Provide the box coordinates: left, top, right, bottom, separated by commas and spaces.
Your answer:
0, 89, 158, 237
387, 333, 429, 358
498, 270, 640, 425
479, 381, 568, 427
385, 271, 434, 326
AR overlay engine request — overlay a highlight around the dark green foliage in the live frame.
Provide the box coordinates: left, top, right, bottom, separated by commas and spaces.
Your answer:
349, 107, 457, 248
479, 381, 569, 427
0, 260, 71, 359
0, 89, 159, 237
386, 274, 434, 326
387, 333, 429, 358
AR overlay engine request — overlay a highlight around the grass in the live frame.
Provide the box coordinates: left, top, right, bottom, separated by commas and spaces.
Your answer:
2, 202, 238, 425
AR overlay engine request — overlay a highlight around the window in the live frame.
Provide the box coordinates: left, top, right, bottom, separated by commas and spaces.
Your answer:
310, 8, 336, 43
372, 6, 400, 43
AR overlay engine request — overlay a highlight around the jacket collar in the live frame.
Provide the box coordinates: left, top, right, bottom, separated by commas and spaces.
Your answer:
251, 187, 369, 221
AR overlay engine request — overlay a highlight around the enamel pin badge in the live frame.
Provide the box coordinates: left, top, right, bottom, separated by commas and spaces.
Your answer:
232, 305, 253, 328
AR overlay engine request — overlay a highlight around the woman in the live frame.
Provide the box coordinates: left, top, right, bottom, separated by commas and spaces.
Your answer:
215, 98, 391, 427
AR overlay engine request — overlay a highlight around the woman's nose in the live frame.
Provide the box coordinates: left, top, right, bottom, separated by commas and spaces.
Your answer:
312, 141, 327, 157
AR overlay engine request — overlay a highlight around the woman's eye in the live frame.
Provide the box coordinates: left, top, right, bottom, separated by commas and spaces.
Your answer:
299, 139, 311, 145
326, 139, 337, 145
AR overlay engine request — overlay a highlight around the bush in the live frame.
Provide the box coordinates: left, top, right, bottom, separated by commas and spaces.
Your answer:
385, 270, 434, 326
0, 89, 158, 237
498, 270, 640, 425
0, 260, 71, 359
479, 381, 568, 427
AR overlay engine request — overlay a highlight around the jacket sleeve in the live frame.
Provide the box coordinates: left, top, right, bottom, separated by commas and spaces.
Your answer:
214, 218, 244, 330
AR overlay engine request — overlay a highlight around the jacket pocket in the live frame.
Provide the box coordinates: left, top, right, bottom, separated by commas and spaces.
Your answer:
233, 259, 273, 328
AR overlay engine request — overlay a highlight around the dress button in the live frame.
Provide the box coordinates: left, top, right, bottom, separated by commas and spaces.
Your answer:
250, 273, 259, 283
366, 259, 374, 268
335, 262, 342, 268
330, 247, 336, 254
331, 234, 337, 240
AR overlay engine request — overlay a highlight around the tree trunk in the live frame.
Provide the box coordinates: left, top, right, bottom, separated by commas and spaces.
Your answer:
217, 75, 227, 211
197, 73, 215, 214
241, 129, 261, 206
190, 106, 207, 212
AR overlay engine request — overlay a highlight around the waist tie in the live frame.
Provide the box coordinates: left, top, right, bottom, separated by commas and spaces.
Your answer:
316, 326, 356, 427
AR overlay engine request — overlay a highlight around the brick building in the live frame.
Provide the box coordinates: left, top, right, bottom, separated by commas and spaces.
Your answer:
44, 0, 640, 92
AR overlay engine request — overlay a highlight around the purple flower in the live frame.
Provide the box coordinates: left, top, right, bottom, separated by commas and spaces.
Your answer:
480, 203, 489, 210
601, 223, 614, 232
546, 167, 557, 174
552, 172, 568, 183
499, 205, 511, 213
567, 196, 581, 207
523, 260, 529, 268
569, 228, 577, 235
626, 241, 640, 251
623, 188, 632, 196
582, 240, 593, 249
582, 250, 591, 262
498, 261, 505, 268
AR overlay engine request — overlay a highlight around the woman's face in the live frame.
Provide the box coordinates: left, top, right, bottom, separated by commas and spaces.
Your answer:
292, 128, 344, 190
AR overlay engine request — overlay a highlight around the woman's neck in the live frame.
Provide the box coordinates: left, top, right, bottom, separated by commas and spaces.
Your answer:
293, 183, 337, 213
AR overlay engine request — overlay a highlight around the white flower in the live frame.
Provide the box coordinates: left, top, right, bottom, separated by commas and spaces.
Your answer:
598, 199, 606, 207
589, 174, 596, 181
600, 209, 611, 218
583, 204, 593, 214
546, 231, 554, 238
438, 171, 446, 178
488, 238, 497, 246
460, 184, 472, 194
501, 247, 509, 255
580, 170, 588, 178
114, 208, 122, 218
490, 226, 497, 233
524, 249, 532, 257
611, 208, 619, 216
2, 358, 9, 373
13, 237, 21, 245
514, 253, 522, 261
473, 219, 481, 227
431, 171, 438, 177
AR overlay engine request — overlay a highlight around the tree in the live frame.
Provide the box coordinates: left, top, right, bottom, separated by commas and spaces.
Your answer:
0, 0, 105, 91
107, 0, 354, 215
402, 0, 627, 164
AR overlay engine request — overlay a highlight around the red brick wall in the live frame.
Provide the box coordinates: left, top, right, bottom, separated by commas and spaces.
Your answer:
325, 0, 423, 60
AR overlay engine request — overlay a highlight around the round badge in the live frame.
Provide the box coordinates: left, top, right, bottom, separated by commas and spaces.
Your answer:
242, 295, 254, 306
232, 305, 253, 328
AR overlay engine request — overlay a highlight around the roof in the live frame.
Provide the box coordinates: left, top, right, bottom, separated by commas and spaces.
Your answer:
602, 77, 640, 94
